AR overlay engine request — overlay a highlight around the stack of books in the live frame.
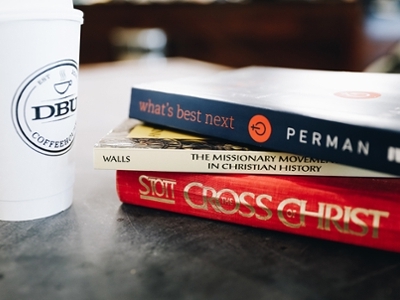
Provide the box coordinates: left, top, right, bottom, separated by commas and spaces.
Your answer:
94, 66, 400, 252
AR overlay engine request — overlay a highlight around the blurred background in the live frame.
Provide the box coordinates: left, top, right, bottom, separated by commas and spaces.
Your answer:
73, 0, 400, 72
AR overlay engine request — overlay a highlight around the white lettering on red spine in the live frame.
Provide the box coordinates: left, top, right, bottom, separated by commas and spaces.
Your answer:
137, 175, 389, 238
277, 198, 389, 238
183, 182, 273, 220
138, 175, 176, 204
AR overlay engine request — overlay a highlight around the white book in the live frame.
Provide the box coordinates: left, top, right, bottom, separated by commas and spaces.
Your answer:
93, 119, 391, 177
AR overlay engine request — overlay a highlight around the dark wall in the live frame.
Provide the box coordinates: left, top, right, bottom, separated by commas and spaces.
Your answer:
77, 2, 366, 71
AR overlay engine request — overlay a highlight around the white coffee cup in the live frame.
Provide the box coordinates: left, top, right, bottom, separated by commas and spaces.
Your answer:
0, 0, 83, 221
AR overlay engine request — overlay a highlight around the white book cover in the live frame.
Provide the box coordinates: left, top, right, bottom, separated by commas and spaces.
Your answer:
93, 119, 391, 177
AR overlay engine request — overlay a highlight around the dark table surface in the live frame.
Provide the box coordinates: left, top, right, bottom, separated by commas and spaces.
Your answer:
1, 58, 399, 300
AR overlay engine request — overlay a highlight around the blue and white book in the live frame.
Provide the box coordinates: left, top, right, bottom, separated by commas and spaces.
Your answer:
129, 66, 400, 175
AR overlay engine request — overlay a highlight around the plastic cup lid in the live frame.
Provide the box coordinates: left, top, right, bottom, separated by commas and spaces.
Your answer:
0, 0, 73, 11
0, 0, 83, 23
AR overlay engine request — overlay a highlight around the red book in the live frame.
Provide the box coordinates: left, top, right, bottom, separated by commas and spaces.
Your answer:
116, 170, 400, 252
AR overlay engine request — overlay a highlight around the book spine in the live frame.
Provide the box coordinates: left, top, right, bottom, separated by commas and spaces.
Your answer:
94, 147, 392, 177
129, 89, 400, 176
117, 170, 400, 252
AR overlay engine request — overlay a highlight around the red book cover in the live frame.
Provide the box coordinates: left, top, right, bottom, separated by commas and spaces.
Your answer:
116, 170, 400, 252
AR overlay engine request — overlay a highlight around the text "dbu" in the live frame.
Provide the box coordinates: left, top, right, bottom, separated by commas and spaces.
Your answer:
32, 98, 77, 121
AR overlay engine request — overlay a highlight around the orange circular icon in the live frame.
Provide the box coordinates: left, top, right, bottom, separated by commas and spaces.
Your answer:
248, 115, 272, 143
334, 91, 381, 99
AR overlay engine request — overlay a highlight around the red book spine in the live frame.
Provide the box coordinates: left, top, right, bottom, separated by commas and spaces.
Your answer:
116, 170, 400, 252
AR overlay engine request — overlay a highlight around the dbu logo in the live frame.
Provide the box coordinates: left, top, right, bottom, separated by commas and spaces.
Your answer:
387, 147, 400, 163
12, 60, 78, 156
32, 98, 77, 121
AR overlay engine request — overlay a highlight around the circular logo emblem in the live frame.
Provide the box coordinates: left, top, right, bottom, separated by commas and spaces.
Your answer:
248, 115, 272, 143
12, 60, 78, 156
334, 91, 381, 99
